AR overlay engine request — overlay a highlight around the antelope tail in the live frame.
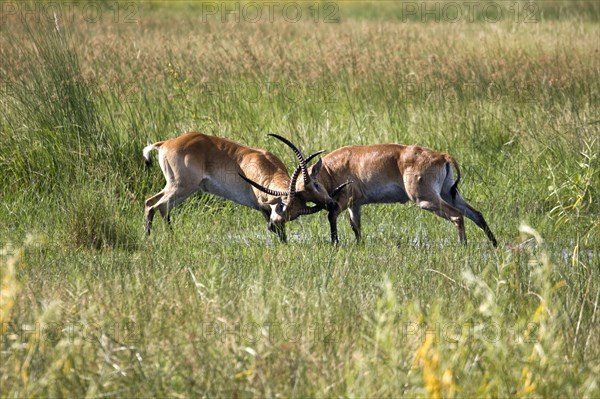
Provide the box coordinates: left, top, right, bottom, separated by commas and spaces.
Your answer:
446, 155, 461, 200
143, 141, 165, 167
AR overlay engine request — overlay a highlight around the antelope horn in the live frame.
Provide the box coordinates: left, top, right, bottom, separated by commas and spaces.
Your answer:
330, 181, 353, 198
289, 150, 325, 193
238, 173, 289, 197
268, 133, 311, 185
287, 163, 301, 203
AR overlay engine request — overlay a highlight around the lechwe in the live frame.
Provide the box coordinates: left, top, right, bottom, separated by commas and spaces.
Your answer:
308, 144, 498, 246
142, 132, 333, 242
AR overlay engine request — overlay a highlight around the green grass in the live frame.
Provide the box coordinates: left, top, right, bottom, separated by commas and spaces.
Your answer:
1, 1, 599, 397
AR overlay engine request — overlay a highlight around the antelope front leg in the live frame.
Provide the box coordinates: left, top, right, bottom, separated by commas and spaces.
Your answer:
328, 188, 355, 244
267, 220, 287, 243
328, 204, 344, 244
274, 224, 287, 243
328, 211, 338, 244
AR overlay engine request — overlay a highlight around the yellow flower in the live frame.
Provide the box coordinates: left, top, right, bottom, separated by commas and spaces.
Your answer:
413, 334, 442, 399
518, 367, 536, 395
234, 366, 255, 379
0, 245, 21, 321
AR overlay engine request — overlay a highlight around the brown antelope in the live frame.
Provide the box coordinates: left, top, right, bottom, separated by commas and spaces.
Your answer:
307, 144, 498, 246
142, 132, 334, 242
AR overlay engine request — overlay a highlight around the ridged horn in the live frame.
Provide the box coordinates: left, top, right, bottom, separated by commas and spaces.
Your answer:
289, 150, 325, 193
268, 133, 311, 185
238, 173, 288, 197
287, 165, 300, 203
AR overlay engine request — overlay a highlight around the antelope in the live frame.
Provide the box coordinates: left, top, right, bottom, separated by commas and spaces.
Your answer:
307, 144, 498, 246
142, 131, 334, 242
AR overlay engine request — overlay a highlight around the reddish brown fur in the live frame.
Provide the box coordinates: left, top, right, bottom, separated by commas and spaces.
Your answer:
143, 132, 331, 241
308, 144, 497, 246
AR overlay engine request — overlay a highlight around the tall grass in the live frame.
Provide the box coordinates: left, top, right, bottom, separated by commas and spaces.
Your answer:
2, 16, 98, 177
1, 2, 599, 397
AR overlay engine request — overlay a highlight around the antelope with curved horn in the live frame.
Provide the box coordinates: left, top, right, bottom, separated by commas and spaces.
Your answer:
142, 131, 332, 242
238, 133, 338, 221
307, 144, 498, 246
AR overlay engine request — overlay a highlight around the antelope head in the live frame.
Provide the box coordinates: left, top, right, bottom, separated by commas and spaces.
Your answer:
239, 134, 335, 227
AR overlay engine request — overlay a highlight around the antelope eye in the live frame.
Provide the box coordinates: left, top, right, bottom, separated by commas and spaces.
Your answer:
314, 182, 320, 189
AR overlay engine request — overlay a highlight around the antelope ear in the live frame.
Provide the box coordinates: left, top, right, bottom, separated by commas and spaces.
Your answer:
310, 158, 323, 179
